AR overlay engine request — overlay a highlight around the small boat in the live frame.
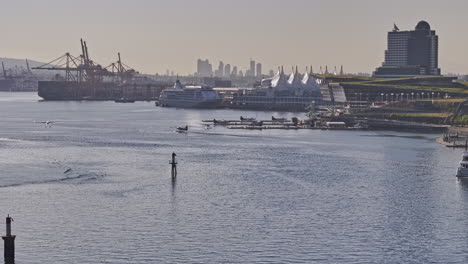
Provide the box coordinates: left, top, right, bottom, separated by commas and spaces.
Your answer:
176, 125, 188, 132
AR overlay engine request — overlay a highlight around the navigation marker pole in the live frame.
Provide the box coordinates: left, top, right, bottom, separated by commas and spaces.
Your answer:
170, 152, 177, 178
2, 215, 15, 264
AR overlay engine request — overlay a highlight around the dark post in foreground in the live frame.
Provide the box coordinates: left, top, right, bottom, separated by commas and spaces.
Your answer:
2, 215, 15, 264
170, 152, 177, 178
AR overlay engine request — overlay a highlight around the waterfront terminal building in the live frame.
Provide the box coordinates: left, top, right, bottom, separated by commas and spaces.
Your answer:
230, 67, 322, 111
228, 67, 346, 111
373, 21, 441, 77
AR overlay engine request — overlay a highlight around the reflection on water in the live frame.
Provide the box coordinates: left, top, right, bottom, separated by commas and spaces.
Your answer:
171, 177, 177, 197
457, 177, 468, 192
360, 134, 432, 140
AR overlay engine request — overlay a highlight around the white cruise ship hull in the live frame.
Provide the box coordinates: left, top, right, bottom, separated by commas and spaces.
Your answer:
159, 98, 222, 108
159, 82, 222, 109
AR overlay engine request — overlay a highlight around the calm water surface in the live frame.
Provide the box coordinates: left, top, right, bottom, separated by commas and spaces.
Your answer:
0, 92, 467, 263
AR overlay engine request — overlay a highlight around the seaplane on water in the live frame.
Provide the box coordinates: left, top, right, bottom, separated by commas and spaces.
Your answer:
37, 120, 55, 128
176, 125, 188, 133
271, 116, 287, 121
240, 116, 256, 121
213, 119, 229, 125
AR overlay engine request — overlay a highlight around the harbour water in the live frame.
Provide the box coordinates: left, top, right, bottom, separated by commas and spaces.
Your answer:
1, 92, 467, 263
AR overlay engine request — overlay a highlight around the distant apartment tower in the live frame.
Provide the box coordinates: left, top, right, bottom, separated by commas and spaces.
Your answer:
225, 64, 231, 77
256, 63, 262, 77
197, 59, 213, 77
374, 21, 440, 77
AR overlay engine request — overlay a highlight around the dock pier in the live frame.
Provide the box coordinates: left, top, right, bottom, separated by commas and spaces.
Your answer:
203, 116, 449, 132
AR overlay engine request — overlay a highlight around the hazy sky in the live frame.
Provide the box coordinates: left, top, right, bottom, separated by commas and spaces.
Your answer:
1, 0, 467, 75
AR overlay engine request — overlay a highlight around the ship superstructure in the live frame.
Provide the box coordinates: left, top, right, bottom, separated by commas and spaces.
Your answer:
158, 80, 222, 108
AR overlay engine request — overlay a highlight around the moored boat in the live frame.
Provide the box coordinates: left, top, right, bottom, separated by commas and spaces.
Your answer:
457, 152, 468, 177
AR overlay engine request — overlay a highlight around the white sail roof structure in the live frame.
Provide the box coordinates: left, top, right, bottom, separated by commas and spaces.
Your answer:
287, 66, 302, 88
260, 76, 273, 87
301, 67, 311, 86
261, 66, 324, 96
270, 66, 288, 89
301, 66, 321, 91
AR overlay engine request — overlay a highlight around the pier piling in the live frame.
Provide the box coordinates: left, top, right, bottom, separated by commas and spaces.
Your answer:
2, 215, 15, 264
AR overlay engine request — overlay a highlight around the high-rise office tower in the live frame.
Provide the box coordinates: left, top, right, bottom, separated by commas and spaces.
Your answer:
197, 59, 213, 77
224, 64, 231, 78
374, 21, 440, 77
249, 59, 255, 77
232, 66, 238, 77
256, 63, 262, 77
216, 61, 225, 77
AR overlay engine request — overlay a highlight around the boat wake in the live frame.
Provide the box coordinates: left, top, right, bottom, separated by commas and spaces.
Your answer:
0, 170, 105, 188
0, 137, 24, 142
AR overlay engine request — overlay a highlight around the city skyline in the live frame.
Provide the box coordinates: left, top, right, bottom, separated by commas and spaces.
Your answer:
193, 57, 349, 79
0, 0, 467, 75
196, 58, 266, 78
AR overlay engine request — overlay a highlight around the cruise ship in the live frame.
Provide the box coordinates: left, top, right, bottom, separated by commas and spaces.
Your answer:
158, 80, 222, 108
